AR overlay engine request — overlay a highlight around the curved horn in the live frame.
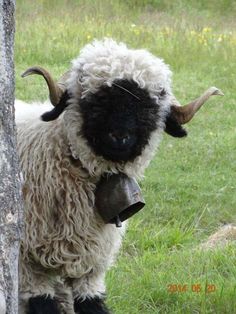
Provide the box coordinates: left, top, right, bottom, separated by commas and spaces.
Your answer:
21, 66, 65, 106
171, 87, 224, 125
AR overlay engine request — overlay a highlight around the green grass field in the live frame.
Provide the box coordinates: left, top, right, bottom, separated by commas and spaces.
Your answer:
15, 1, 236, 313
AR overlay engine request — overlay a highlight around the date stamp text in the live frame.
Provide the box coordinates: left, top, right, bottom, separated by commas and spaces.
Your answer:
167, 284, 216, 293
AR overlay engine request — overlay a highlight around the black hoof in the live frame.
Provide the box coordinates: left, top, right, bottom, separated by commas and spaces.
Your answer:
74, 296, 111, 314
27, 295, 60, 314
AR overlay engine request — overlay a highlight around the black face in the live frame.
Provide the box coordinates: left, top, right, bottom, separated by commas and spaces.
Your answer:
79, 79, 161, 162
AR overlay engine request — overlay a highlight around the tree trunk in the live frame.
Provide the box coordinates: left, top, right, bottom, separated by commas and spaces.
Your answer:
0, 1, 23, 313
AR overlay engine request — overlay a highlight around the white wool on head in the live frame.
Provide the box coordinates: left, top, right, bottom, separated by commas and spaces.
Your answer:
67, 38, 172, 103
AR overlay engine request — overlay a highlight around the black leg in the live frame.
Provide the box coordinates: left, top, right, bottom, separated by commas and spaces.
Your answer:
27, 295, 61, 314
74, 296, 111, 314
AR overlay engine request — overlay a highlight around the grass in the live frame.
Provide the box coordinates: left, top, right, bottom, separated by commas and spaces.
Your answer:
15, 1, 236, 313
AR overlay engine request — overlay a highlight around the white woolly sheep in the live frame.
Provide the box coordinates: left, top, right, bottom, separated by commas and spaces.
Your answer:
16, 38, 223, 314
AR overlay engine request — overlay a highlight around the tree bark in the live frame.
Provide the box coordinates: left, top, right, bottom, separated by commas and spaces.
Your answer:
0, 1, 23, 313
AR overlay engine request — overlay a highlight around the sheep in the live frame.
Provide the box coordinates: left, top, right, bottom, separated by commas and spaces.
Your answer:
16, 38, 223, 314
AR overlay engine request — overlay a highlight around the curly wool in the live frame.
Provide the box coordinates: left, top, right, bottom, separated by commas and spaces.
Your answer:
68, 38, 172, 99
17, 111, 126, 313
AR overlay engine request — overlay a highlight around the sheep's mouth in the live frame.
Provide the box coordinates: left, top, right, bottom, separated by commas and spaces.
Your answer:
88, 135, 138, 162
99, 146, 135, 162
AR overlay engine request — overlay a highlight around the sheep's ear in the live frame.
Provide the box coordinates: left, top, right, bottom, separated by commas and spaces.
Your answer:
165, 87, 224, 137
41, 90, 70, 121
164, 114, 187, 137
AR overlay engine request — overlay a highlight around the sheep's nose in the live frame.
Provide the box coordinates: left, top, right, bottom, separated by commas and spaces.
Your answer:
109, 132, 130, 145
